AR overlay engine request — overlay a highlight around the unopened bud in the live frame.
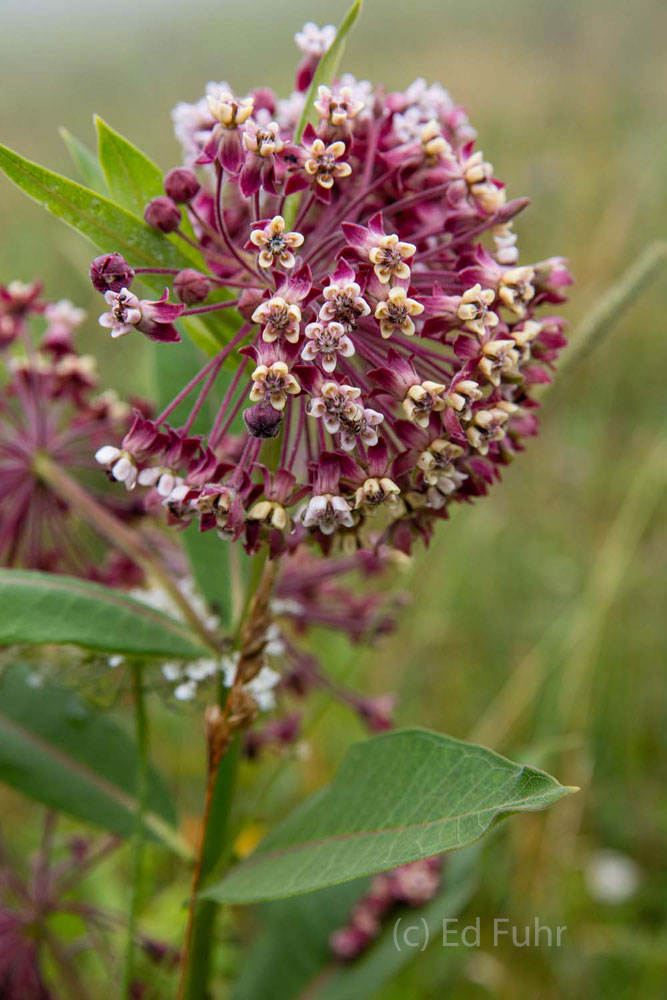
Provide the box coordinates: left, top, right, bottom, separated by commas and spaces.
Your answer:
174, 268, 210, 305
164, 167, 201, 203
89, 253, 135, 293
144, 196, 181, 233
243, 401, 283, 439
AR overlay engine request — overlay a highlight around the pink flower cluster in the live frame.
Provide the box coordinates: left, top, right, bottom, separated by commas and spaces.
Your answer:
0, 281, 142, 581
92, 22, 571, 558
330, 856, 444, 960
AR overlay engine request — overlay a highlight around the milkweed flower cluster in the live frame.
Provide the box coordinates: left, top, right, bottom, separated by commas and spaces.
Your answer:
92, 23, 571, 558
330, 856, 444, 960
0, 282, 142, 580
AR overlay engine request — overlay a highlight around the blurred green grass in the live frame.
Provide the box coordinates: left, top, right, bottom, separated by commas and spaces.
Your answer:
1, 0, 666, 996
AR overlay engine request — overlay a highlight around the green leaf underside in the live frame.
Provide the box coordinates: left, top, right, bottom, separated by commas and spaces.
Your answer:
95, 116, 164, 216
59, 127, 109, 195
0, 665, 183, 847
0, 569, 207, 658
206, 728, 575, 903
234, 846, 479, 1000
0, 142, 240, 355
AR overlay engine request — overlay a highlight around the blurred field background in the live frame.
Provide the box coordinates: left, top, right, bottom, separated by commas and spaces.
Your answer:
1, 0, 666, 996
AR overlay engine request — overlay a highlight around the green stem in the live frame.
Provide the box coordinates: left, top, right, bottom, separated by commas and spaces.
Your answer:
558, 240, 667, 377
122, 662, 149, 998
180, 734, 240, 1000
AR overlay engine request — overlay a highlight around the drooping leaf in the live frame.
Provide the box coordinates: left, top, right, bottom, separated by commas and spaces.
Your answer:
0, 569, 208, 658
294, 0, 363, 143
95, 115, 164, 216
206, 728, 575, 903
59, 127, 109, 195
0, 665, 189, 855
234, 846, 479, 1000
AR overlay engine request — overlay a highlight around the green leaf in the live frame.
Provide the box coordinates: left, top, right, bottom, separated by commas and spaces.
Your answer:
95, 115, 164, 216
0, 141, 242, 356
59, 127, 109, 195
234, 846, 479, 1000
0, 665, 189, 854
0, 569, 208, 658
294, 0, 363, 143
205, 728, 575, 903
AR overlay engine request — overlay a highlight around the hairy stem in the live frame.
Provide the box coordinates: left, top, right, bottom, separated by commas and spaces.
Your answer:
122, 662, 149, 998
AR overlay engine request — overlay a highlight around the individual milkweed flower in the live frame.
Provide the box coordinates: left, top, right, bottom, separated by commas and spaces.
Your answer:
98, 288, 184, 342
295, 21, 336, 56
252, 296, 302, 343
457, 284, 499, 337
92, 27, 570, 558
319, 260, 370, 328
249, 215, 304, 269
250, 361, 301, 410
300, 494, 355, 535
374, 287, 424, 339
302, 136, 353, 192
0, 280, 42, 345
314, 85, 365, 131
301, 320, 355, 372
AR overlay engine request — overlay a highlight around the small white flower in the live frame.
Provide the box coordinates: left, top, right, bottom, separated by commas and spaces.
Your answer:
162, 662, 183, 682
248, 666, 281, 711
174, 680, 197, 701
585, 850, 641, 905
45, 299, 86, 330
108, 654, 125, 669
185, 659, 219, 682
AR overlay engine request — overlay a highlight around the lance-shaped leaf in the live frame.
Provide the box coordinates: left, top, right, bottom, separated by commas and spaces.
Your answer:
0, 569, 208, 658
0, 142, 238, 355
206, 728, 575, 904
234, 846, 480, 1000
59, 127, 109, 195
95, 115, 164, 216
0, 665, 189, 855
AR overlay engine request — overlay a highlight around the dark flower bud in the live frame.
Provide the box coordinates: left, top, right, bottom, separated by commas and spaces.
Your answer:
89, 253, 135, 293
144, 196, 182, 233
243, 401, 283, 439
164, 167, 201, 203
174, 268, 210, 305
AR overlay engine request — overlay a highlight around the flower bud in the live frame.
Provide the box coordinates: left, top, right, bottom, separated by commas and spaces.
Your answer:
243, 401, 283, 439
89, 253, 135, 293
144, 196, 182, 233
174, 268, 210, 305
164, 167, 201, 203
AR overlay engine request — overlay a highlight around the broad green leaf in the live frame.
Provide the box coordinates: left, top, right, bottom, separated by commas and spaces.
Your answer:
0, 569, 208, 658
234, 846, 479, 1000
206, 728, 575, 903
294, 0, 363, 143
95, 115, 164, 216
59, 127, 109, 195
0, 665, 189, 855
